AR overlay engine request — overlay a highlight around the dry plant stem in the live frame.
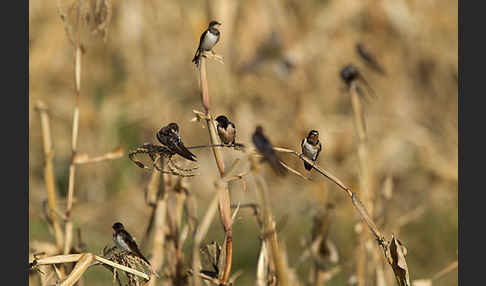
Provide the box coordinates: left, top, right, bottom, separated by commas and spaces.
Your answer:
254, 175, 289, 286
173, 185, 187, 285
59, 253, 94, 286
349, 81, 373, 286
147, 159, 168, 286
147, 192, 168, 286
30, 254, 150, 280
192, 188, 221, 286
64, 1, 83, 255
140, 169, 162, 250
272, 146, 350, 192
73, 147, 124, 164
35, 101, 64, 251
198, 56, 233, 284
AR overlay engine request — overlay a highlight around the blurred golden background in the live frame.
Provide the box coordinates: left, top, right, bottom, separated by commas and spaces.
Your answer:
29, 0, 457, 285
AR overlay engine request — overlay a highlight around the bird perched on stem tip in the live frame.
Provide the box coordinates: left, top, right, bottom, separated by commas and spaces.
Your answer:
157, 122, 197, 162
340, 64, 376, 100
192, 21, 222, 66
301, 130, 322, 171
112, 222, 151, 265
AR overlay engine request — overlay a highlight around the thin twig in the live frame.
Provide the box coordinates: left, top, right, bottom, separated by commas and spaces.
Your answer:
73, 147, 124, 164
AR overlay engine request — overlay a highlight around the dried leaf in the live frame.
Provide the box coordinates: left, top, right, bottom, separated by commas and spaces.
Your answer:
201, 241, 221, 275
256, 241, 269, 286
386, 235, 410, 286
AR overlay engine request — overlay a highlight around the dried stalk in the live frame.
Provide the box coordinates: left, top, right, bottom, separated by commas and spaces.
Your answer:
192, 187, 222, 286
196, 56, 233, 285
349, 80, 374, 286
253, 173, 290, 286
35, 101, 64, 251
59, 253, 94, 286
63, 0, 83, 255
147, 158, 168, 286
140, 170, 162, 252
147, 193, 168, 286
30, 253, 150, 281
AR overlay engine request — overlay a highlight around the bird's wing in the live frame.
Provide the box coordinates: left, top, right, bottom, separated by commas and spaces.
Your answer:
121, 230, 151, 265
358, 76, 376, 99
253, 133, 286, 176
156, 127, 170, 146
231, 123, 236, 137
227, 123, 237, 144
252, 133, 271, 159
120, 230, 138, 249
315, 141, 322, 160
192, 30, 207, 63
171, 134, 197, 161
198, 30, 207, 50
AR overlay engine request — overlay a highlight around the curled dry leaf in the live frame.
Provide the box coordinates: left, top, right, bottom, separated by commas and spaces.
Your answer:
386, 235, 411, 286
200, 241, 222, 279
256, 241, 269, 286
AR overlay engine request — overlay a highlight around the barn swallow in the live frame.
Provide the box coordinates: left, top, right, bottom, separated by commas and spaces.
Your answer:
215, 115, 236, 145
112, 222, 151, 265
252, 126, 287, 176
157, 123, 197, 161
340, 64, 375, 99
356, 43, 386, 75
301, 130, 322, 171
192, 21, 222, 65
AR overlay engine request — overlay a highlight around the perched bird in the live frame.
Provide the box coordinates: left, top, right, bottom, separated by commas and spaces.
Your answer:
112, 222, 151, 265
301, 130, 322, 171
157, 123, 197, 162
252, 126, 287, 176
215, 115, 236, 145
356, 43, 386, 75
192, 21, 222, 65
340, 64, 375, 99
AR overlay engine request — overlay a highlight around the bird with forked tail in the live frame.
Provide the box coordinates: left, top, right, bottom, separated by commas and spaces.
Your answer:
192, 21, 222, 66
112, 222, 151, 265
157, 122, 197, 162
